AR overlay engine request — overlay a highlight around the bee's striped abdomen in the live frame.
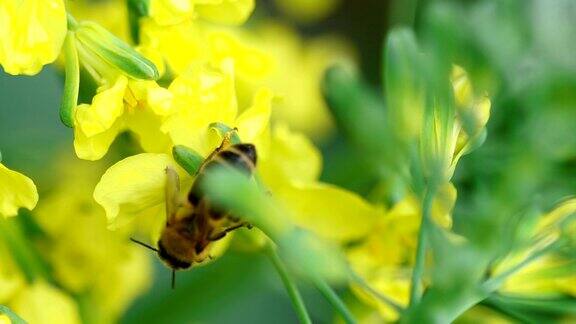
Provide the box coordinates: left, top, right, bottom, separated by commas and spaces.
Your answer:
187, 143, 257, 207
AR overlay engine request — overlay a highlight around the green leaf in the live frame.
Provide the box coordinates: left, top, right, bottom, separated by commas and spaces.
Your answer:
172, 145, 204, 175
76, 21, 159, 80
60, 31, 79, 128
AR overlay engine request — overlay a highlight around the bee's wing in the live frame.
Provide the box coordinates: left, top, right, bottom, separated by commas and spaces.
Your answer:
165, 167, 181, 222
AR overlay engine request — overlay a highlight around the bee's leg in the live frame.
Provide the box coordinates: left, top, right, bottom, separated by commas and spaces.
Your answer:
208, 222, 251, 241
193, 130, 237, 176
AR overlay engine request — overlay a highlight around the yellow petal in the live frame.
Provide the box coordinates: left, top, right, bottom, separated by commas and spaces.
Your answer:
0, 164, 38, 217
208, 31, 274, 80
196, 0, 255, 25
259, 125, 322, 188
236, 88, 273, 142
94, 153, 186, 229
74, 76, 128, 138
73, 117, 123, 161
139, 19, 206, 74
277, 182, 380, 242
148, 0, 193, 26
162, 62, 238, 154
125, 108, 172, 154
0, 0, 67, 75
11, 281, 81, 324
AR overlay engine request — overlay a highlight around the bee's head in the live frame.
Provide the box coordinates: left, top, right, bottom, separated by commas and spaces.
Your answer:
157, 240, 192, 270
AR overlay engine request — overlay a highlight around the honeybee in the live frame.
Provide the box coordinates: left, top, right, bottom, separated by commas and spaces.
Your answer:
131, 134, 257, 287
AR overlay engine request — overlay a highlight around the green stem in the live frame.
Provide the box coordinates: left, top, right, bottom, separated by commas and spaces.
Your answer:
60, 31, 80, 128
314, 279, 357, 324
409, 186, 435, 306
389, 0, 419, 28
264, 244, 312, 324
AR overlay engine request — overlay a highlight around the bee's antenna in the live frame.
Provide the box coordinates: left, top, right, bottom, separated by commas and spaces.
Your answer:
171, 269, 176, 289
130, 238, 159, 252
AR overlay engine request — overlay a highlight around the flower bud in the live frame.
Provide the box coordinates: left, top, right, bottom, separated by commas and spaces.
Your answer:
172, 145, 204, 175
75, 21, 159, 80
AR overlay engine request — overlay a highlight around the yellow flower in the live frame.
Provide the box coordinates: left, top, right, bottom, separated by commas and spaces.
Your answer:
32, 159, 152, 321
0, 242, 25, 304
258, 125, 380, 242
73, 77, 173, 160
94, 73, 377, 267
0, 0, 67, 75
497, 198, 576, 298
94, 78, 272, 234
149, 0, 254, 26
0, 163, 38, 218
345, 184, 456, 321
235, 22, 356, 140
139, 19, 355, 140
10, 281, 81, 324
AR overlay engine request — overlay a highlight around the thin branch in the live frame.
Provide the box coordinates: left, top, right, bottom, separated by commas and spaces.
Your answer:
264, 244, 312, 324
314, 278, 357, 324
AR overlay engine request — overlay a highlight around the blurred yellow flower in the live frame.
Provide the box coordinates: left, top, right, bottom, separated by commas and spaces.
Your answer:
0, 163, 38, 218
34, 164, 151, 321
0, 0, 67, 75
66, 0, 131, 42
149, 0, 254, 26
258, 125, 380, 242
10, 281, 81, 324
0, 242, 25, 304
346, 184, 456, 321
498, 198, 576, 298
139, 18, 355, 140
236, 23, 356, 140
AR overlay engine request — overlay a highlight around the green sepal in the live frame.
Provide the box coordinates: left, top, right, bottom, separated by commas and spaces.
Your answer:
172, 145, 204, 175
0, 305, 27, 324
75, 21, 159, 80
60, 31, 79, 128
209, 122, 241, 144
